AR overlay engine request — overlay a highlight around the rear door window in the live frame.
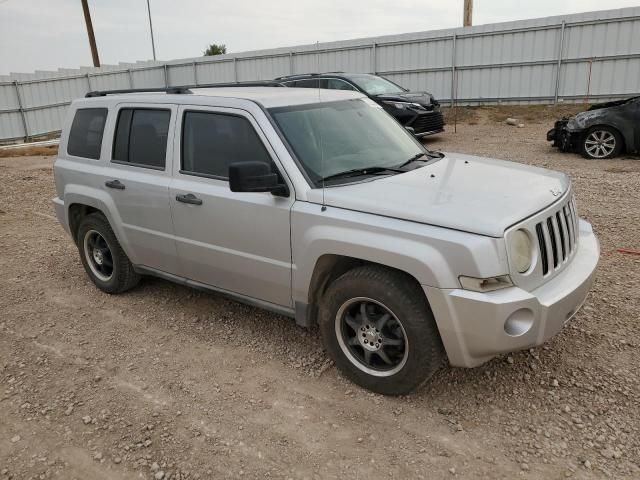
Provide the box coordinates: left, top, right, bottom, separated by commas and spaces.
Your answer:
112, 108, 171, 169
67, 108, 108, 159
294, 79, 320, 88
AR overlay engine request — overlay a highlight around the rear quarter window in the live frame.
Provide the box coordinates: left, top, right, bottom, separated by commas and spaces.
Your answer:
67, 108, 108, 159
112, 108, 171, 169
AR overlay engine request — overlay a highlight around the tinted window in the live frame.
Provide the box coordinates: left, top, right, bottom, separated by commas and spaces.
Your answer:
112, 108, 170, 168
327, 79, 357, 91
181, 111, 272, 178
348, 75, 405, 95
294, 79, 320, 88
67, 108, 108, 159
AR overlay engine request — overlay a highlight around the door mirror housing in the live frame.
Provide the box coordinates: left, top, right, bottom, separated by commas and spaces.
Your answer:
228, 162, 288, 196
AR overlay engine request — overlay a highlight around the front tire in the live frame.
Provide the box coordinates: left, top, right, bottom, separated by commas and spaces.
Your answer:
580, 126, 622, 159
77, 213, 140, 294
319, 265, 444, 395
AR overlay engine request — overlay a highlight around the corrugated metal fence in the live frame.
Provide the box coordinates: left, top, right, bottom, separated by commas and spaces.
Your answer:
1, 7, 639, 143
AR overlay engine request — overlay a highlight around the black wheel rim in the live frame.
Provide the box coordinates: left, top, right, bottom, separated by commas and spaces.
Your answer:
83, 230, 114, 281
335, 297, 409, 377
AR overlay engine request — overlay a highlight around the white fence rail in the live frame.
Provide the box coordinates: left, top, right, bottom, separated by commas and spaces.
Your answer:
1, 7, 640, 143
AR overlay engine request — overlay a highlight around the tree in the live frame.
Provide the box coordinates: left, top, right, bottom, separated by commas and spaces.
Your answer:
203, 44, 227, 56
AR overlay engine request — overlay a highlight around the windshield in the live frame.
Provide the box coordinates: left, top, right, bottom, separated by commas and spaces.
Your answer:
348, 75, 405, 95
269, 99, 425, 185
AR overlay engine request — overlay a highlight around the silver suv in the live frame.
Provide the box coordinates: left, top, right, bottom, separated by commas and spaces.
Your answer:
53, 86, 599, 395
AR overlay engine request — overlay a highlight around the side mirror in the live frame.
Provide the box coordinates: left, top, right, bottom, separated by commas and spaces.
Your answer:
228, 161, 288, 196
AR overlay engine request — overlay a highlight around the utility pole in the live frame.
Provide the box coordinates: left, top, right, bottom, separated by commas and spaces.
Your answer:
146, 0, 157, 61
81, 0, 100, 67
463, 0, 473, 27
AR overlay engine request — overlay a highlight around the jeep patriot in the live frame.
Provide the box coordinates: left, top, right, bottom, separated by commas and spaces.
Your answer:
53, 86, 599, 394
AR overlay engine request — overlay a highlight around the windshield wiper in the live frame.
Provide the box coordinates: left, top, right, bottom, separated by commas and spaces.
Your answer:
397, 150, 444, 169
320, 166, 405, 183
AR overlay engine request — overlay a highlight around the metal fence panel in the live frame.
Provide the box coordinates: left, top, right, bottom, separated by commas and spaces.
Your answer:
167, 64, 195, 87
377, 38, 453, 72
89, 72, 130, 91
458, 64, 557, 100
1, 6, 640, 142
131, 67, 165, 88
0, 112, 26, 141
196, 60, 235, 84
237, 55, 291, 81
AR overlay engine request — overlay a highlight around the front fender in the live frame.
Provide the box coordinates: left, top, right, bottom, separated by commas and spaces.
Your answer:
572, 108, 636, 151
290, 202, 508, 305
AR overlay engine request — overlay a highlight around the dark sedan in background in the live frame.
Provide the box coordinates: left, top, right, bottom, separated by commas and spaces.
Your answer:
547, 96, 640, 159
275, 72, 445, 137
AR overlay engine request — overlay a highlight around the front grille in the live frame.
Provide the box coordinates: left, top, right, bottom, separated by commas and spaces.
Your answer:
409, 111, 445, 134
534, 196, 579, 276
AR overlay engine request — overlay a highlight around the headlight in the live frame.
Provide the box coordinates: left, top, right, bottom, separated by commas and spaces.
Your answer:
383, 101, 421, 110
510, 229, 533, 273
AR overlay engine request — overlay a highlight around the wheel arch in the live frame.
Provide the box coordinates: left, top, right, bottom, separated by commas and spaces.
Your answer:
62, 186, 133, 260
68, 203, 101, 244
582, 123, 627, 153
298, 254, 429, 328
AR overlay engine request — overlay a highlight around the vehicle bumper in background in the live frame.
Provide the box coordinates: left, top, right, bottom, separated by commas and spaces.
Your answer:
425, 219, 599, 368
408, 110, 445, 136
547, 120, 582, 152
52, 197, 70, 235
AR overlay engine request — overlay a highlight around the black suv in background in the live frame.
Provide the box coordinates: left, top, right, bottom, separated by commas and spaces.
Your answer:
275, 73, 445, 137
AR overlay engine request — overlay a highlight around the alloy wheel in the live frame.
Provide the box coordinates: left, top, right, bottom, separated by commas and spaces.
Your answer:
335, 297, 409, 377
584, 130, 616, 158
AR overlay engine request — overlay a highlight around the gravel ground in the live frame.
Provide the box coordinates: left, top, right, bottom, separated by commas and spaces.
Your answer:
1, 116, 639, 480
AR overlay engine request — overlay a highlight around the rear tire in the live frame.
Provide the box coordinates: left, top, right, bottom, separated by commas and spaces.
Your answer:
77, 213, 140, 294
319, 265, 444, 395
580, 126, 622, 159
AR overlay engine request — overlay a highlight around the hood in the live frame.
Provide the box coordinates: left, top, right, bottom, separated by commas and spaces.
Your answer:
587, 95, 639, 111
376, 91, 436, 107
308, 153, 569, 237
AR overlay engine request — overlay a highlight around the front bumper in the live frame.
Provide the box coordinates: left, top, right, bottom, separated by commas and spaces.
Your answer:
408, 110, 445, 136
425, 219, 599, 368
547, 120, 581, 152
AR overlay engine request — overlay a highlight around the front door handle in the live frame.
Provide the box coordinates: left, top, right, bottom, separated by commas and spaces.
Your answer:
176, 193, 203, 205
105, 179, 125, 190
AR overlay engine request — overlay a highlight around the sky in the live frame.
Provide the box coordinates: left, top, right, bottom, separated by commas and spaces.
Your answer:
0, 0, 639, 75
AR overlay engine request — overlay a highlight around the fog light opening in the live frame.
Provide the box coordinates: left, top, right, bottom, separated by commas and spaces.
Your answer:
504, 308, 534, 337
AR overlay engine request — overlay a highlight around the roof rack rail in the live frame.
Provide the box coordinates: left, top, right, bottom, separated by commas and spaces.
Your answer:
86, 86, 192, 98
274, 73, 320, 81
85, 82, 283, 98
192, 81, 283, 88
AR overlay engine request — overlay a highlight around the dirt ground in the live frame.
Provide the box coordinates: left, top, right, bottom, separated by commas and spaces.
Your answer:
1, 110, 639, 480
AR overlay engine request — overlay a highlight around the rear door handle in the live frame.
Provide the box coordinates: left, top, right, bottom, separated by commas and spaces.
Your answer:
105, 180, 125, 190
176, 193, 203, 205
